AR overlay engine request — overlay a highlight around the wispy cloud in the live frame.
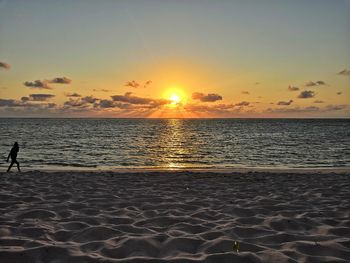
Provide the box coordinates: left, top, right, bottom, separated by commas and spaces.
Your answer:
241, 91, 250, 95
288, 85, 299, 91
125, 80, 152, 88
65, 92, 81, 97
325, 104, 347, 111
305, 80, 326, 87
277, 100, 293, 106
298, 90, 315, 99
0, 61, 11, 70
337, 69, 350, 76
314, 100, 324, 104
235, 101, 250, 107
93, 89, 111, 92
192, 92, 223, 102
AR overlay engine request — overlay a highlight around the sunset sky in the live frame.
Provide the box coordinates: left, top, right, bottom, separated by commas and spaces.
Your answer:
0, 0, 349, 118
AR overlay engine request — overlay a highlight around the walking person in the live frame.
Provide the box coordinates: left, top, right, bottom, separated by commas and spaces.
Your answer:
7, 142, 21, 172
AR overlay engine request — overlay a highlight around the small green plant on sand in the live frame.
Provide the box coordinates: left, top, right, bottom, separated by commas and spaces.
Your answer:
233, 241, 240, 253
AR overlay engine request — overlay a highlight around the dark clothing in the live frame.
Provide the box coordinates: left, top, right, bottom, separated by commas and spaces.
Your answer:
7, 144, 20, 172
10, 147, 19, 159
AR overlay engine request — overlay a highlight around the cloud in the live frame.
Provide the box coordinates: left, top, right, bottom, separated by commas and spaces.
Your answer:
111, 92, 170, 108
82, 96, 99, 104
125, 80, 152, 89
185, 103, 237, 113
65, 92, 81, 97
298, 90, 315, 99
324, 105, 347, 111
337, 91, 342, 95
277, 100, 293, 106
62, 95, 98, 108
93, 89, 111, 92
27, 94, 55, 101
0, 61, 10, 70
288, 85, 299, 91
125, 80, 140, 88
64, 99, 88, 108
49, 77, 71, 84
24, 80, 51, 89
314, 100, 324, 104
0, 99, 20, 107
0, 98, 55, 109
235, 101, 250, 106
24, 77, 71, 89
99, 100, 114, 108
241, 91, 250, 95
192, 92, 223, 102
337, 69, 350, 76
305, 80, 326, 87
266, 106, 320, 113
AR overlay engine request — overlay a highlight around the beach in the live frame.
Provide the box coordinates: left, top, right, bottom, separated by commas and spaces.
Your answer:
0, 170, 349, 263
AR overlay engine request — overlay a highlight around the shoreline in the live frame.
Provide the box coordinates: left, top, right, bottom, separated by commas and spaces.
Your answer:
3, 166, 350, 174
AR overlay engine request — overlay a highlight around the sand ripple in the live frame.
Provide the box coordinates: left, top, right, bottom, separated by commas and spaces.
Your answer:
0, 171, 349, 262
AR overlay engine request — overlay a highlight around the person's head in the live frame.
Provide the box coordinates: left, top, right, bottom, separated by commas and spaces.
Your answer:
14, 142, 18, 147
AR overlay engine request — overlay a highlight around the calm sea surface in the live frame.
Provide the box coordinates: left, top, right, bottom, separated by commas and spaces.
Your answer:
0, 118, 349, 170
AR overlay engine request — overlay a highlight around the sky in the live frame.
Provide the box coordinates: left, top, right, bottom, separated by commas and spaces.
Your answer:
0, 0, 349, 118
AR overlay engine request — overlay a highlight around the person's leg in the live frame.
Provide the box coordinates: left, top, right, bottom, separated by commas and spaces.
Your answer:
15, 161, 21, 172
7, 161, 14, 172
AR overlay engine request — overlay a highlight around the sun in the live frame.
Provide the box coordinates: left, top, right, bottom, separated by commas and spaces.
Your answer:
170, 94, 181, 105
164, 86, 187, 106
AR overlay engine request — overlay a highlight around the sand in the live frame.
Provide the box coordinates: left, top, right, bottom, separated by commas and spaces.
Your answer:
0, 170, 349, 263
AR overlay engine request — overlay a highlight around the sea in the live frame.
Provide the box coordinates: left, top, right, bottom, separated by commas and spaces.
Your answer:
0, 118, 349, 170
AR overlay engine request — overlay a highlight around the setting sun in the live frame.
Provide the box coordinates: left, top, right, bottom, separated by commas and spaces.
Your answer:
170, 94, 181, 104
164, 86, 187, 107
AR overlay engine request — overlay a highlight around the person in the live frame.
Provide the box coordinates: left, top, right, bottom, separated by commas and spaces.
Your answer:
7, 142, 21, 172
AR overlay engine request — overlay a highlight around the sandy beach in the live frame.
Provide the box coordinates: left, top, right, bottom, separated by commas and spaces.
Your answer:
0, 170, 349, 262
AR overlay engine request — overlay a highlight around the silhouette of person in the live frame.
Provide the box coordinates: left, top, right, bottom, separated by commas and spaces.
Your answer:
7, 142, 21, 172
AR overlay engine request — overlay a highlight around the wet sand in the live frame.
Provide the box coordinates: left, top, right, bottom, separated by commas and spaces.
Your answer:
0, 170, 349, 262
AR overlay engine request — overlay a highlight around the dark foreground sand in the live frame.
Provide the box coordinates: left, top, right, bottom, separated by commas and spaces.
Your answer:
0, 170, 349, 263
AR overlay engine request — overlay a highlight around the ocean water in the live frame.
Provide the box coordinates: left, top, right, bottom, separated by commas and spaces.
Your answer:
0, 118, 349, 170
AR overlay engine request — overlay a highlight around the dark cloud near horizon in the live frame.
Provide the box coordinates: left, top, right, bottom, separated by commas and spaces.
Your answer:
29, 94, 55, 101
277, 100, 293, 106
242, 91, 250, 95
93, 89, 111, 92
111, 92, 170, 107
235, 101, 250, 107
337, 91, 342, 95
338, 69, 350, 76
0, 61, 10, 70
24, 80, 51, 89
298, 90, 315, 99
82, 96, 98, 104
314, 100, 324, 104
325, 104, 347, 111
305, 80, 326, 87
192, 92, 223, 102
65, 92, 81, 97
288, 85, 299, 91
21, 94, 55, 102
49, 77, 71, 84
